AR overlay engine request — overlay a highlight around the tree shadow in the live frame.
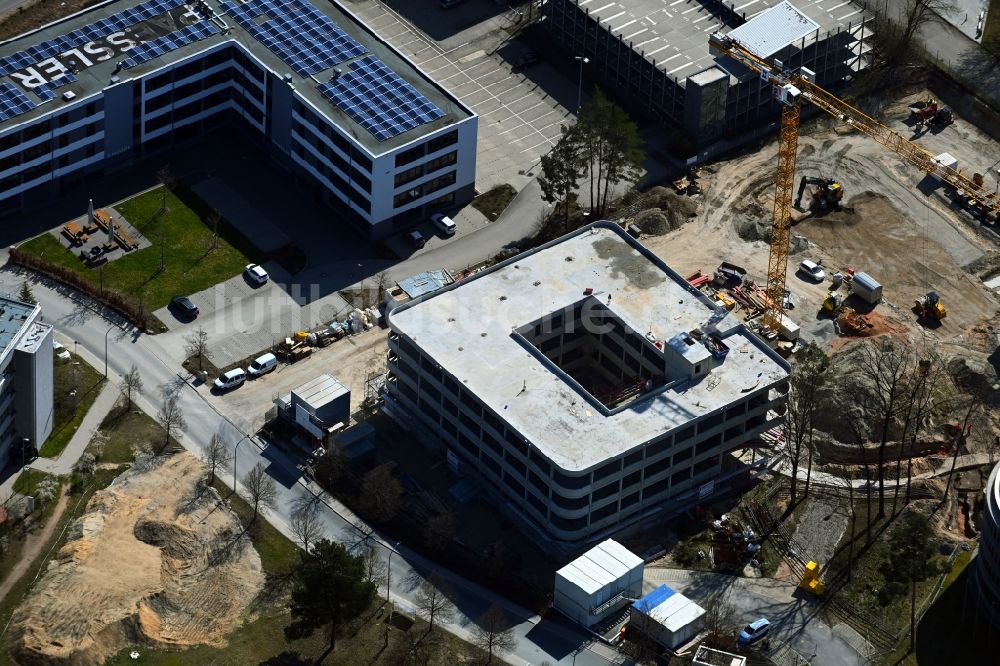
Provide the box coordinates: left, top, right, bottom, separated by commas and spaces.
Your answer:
259, 651, 310, 666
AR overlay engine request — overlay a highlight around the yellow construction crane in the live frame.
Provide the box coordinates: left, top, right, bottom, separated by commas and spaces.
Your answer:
709, 33, 1000, 334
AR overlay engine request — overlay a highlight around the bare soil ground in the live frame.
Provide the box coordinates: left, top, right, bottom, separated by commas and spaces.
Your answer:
642, 87, 1000, 349
10, 453, 263, 666
0, 488, 69, 604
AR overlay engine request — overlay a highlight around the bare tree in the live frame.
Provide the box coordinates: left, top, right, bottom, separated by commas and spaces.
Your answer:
359, 542, 388, 589
423, 511, 454, 552
414, 573, 455, 635
869, 0, 957, 75
471, 604, 516, 664
242, 462, 278, 523
184, 326, 212, 373
156, 395, 186, 449
119, 364, 143, 410
157, 165, 174, 213
837, 393, 874, 538
205, 431, 232, 485
290, 501, 325, 553
207, 209, 221, 253
853, 337, 912, 518
702, 592, 739, 649
357, 463, 403, 522
891, 354, 942, 515
785, 342, 830, 507
941, 396, 980, 508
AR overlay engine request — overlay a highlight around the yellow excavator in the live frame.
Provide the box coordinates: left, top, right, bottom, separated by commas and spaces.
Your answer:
795, 176, 844, 212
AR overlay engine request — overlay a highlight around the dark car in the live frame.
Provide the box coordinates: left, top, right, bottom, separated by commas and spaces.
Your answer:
514, 51, 540, 69
169, 295, 199, 319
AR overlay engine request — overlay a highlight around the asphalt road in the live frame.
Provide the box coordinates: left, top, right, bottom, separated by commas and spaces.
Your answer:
0, 250, 615, 666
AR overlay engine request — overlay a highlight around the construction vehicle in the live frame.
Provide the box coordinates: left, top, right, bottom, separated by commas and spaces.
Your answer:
794, 176, 844, 211
822, 291, 844, 312
799, 561, 826, 596
708, 33, 1000, 337
908, 98, 953, 127
914, 291, 947, 321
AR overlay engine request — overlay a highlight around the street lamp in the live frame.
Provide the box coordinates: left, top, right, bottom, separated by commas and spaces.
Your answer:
385, 540, 401, 603
575, 56, 589, 113
232, 432, 251, 491
104, 324, 115, 378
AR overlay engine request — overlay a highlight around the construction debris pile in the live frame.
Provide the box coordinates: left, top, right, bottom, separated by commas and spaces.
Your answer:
10, 453, 263, 666
275, 306, 382, 363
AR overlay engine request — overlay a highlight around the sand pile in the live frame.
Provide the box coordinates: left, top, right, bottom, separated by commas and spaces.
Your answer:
10, 452, 263, 665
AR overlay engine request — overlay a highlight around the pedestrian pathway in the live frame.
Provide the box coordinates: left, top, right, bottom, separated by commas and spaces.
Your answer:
0, 380, 118, 501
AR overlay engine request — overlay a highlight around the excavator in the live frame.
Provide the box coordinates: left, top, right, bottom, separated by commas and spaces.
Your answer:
708, 33, 1000, 336
794, 176, 844, 212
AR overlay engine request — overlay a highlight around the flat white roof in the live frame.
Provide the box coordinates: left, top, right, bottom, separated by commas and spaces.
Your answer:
388, 223, 790, 472
556, 539, 643, 596
727, 1, 821, 58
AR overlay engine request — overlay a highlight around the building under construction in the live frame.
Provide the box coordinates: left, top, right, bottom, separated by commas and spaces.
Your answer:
383, 222, 790, 548
544, 0, 871, 149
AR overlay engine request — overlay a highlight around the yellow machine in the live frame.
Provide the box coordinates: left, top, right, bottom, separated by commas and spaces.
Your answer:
822, 291, 843, 312
914, 291, 947, 321
715, 290, 736, 311
795, 176, 844, 212
800, 561, 826, 595
708, 34, 1000, 336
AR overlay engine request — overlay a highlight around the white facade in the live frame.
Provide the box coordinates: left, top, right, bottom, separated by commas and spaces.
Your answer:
553, 539, 644, 628
0, 298, 53, 466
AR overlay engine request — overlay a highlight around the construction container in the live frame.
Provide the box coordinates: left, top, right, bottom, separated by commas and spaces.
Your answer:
931, 152, 958, 181
851, 272, 883, 304
553, 539, 644, 628
630, 584, 706, 649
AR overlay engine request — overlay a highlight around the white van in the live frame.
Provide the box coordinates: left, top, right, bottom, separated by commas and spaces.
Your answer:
248, 352, 278, 377
214, 368, 246, 391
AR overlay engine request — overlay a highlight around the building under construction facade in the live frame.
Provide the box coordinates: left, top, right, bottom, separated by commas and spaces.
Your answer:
543, 0, 871, 149
383, 223, 790, 549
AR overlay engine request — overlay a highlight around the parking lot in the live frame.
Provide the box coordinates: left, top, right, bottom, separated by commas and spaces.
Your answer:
350, 1, 577, 192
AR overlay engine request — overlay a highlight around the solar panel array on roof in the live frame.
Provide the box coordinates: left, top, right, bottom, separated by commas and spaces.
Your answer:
120, 21, 221, 69
318, 56, 444, 141
221, 0, 368, 76
0, 82, 37, 121
0, 0, 187, 76
33, 73, 77, 102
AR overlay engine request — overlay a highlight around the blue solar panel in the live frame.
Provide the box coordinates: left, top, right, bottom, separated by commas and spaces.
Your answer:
222, 0, 368, 76
0, 82, 37, 121
120, 21, 220, 69
318, 56, 445, 141
33, 72, 77, 102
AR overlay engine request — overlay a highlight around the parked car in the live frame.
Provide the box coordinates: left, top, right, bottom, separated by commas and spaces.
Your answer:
169, 295, 199, 319
244, 263, 269, 286
408, 230, 426, 249
432, 213, 456, 236
214, 368, 246, 392
247, 352, 278, 377
797, 259, 825, 282
738, 618, 771, 647
514, 51, 540, 69
52, 340, 71, 361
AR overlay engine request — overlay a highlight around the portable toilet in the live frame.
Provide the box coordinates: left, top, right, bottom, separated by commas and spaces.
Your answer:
851, 272, 883, 305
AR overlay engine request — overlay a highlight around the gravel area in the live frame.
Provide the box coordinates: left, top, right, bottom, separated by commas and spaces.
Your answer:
789, 497, 849, 571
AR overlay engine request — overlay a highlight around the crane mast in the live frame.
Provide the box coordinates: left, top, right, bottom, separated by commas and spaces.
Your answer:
708, 33, 1000, 334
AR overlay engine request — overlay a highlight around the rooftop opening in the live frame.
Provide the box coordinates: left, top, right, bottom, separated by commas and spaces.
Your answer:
514, 297, 669, 411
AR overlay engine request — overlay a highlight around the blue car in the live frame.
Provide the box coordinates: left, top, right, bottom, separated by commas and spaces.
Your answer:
738, 618, 770, 647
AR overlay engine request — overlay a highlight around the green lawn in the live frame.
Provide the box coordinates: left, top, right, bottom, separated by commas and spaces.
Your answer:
471, 183, 517, 220
19, 187, 252, 311
94, 404, 178, 463
37, 353, 104, 459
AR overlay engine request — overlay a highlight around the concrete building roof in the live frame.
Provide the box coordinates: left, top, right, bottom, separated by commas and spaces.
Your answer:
556, 539, 642, 595
17, 322, 51, 353
570, 0, 866, 86
0, 297, 37, 354
398, 270, 455, 300
388, 222, 790, 472
0, 0, 472, 154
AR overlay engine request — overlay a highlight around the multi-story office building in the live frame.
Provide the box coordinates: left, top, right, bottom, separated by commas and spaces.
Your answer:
544, 0, 870, 149
974, 461, 1000, 628
384, 222, 790, 548
0, 0, 477, 239
0, 297, 53, 467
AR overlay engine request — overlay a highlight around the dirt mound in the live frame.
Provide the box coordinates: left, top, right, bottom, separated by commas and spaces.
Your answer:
633, 209, 671, 235
635, 186, 699, 233
10, 452, 263, 665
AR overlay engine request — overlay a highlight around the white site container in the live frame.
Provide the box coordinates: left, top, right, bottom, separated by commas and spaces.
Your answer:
553, 539, 644, 628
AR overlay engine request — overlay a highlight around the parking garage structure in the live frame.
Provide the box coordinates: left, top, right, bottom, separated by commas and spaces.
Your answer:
974, 461, 1000, 628
0, 0, 477, 240
383, 222, 790, 549
543, 0, 871, 150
